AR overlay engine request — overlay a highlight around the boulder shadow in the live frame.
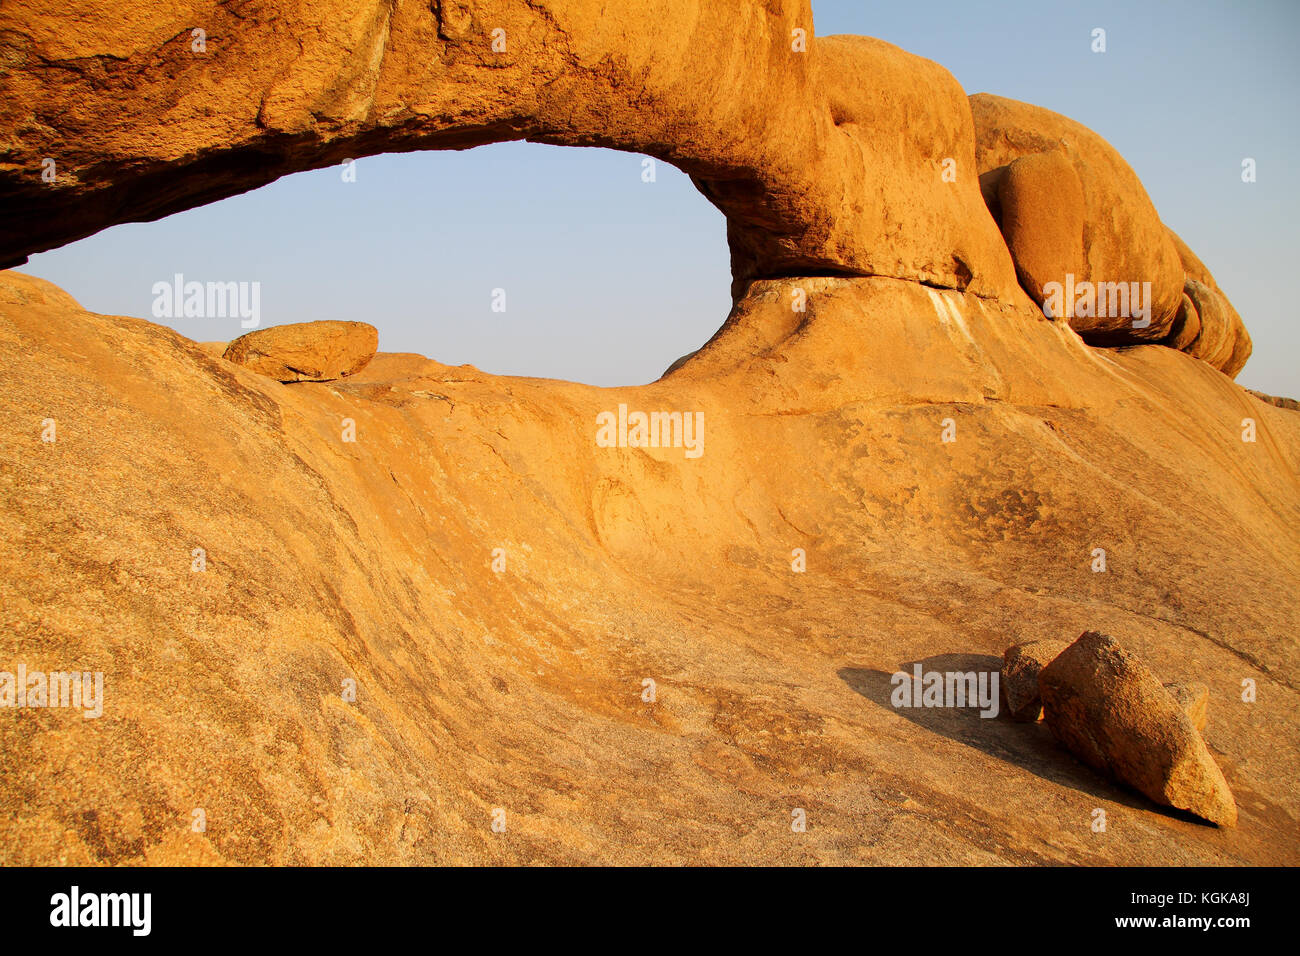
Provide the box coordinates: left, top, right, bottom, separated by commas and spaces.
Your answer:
839, 654, 1190, 819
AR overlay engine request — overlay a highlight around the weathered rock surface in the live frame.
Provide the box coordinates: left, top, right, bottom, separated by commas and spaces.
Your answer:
1183, 279, 1249, 375
1166, 682, 1210, 733
1040, 632, 1237, 827
1165, 294, 1202, 352
1159, 227, 1253, 375
995, 152, 1086, 315
0, 0, 1022, 303
1001, 640, 1070, 722
1249, 389, 1300, 412
1224, 318, 1253, 380
223, 321, 378, 383
4, 267, 1298, 864
0, 3, 1292, 866
663, 352, 696, 377
970, 94, 1217, 353
0, 1, 1253, 373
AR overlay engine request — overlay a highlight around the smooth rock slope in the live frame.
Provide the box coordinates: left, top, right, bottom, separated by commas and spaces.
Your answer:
0, 1, 1295, 865
2, 268, 1297, 864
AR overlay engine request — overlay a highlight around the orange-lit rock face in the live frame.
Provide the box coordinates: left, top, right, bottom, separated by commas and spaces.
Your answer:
223, 322, 378, 383
0, 5, 1294, 866
0, 1, 1251, 369
0, 1, 1018, 304
1040, 632, 1236, 828
969, 93, 1251, 373
3, 267, 1299, 865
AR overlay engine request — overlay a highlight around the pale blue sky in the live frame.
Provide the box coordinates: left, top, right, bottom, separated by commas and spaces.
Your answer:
16, 0, 1299, 395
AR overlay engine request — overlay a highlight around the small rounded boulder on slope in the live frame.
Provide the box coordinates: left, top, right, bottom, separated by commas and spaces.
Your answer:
222, 321, 378, 383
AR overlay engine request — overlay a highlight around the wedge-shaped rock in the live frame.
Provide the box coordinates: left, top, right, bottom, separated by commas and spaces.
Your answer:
223, 321, 377, 383
1040, 631, 1236, 826
1001, 639, 1070, 722
1165, 681, 1209, 732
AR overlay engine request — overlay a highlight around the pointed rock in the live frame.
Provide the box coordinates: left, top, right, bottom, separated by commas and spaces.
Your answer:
1040, 632, 1236, 827
1165, 681, 1209, 732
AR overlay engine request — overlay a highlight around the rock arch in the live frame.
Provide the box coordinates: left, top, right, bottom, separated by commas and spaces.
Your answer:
0, 0, 1249, 372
